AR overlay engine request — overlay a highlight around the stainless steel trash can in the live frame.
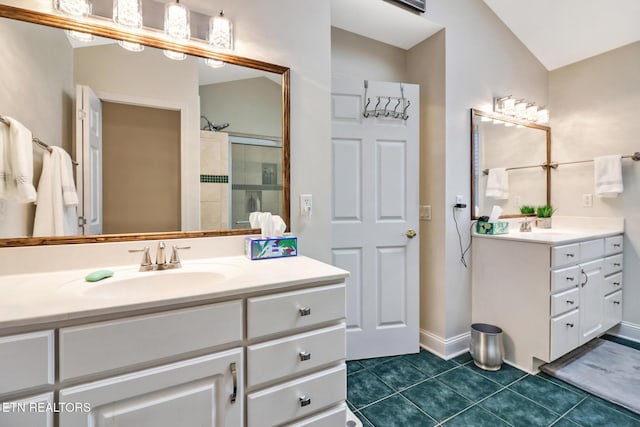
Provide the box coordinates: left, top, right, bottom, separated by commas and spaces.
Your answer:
469, 323, 504, 371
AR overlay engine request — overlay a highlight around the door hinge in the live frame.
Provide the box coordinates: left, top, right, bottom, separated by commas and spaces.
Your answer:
78, 216, 87, 227
77, 110, 87, 120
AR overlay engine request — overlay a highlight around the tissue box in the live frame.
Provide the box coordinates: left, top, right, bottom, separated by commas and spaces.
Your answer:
245, 236, 298, 260
476, 221, 509, 235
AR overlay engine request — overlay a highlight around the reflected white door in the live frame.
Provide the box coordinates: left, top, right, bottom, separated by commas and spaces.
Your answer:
75, 85, 103, 235
331, 78, 420, 360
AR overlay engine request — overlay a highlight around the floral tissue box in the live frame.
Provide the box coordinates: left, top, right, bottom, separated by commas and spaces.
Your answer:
476, 221, 509, 235
245, 236, 298, 260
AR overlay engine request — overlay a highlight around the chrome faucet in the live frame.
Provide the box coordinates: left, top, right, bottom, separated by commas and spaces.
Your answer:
129, 241, 190, 271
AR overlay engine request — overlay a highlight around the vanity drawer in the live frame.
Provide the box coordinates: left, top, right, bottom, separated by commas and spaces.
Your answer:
247, 324, 345, 388
283, 403, 347, 427
550, 266, 580, 293
551, 244, 580, 268
0, 330, 54, 395
604, 254, 623, 276
603, 272, 623, 296
605, 235, 623, 255
247, 283, 346, 339
603, 290, 623, 331
59, 300, 242, 381
550, 309, 580, 360
550, 287, 580, 317
246, 364, 346, 427
579, 239, 604, 262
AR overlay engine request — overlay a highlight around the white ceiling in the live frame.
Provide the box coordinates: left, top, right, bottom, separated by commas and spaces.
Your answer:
331, 0, 640, 70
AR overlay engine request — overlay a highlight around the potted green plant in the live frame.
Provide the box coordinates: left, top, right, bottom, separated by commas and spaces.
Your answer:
519, 205, 535, 215
536, 205, 555, 228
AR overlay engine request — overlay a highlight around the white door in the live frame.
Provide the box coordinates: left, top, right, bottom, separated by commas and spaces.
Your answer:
331, 78, 420, 360
59, 348, 243, 427
75, 85, 103, 235
579, 259, 604, 343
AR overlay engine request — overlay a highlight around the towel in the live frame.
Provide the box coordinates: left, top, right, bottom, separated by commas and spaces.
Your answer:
594, 155, 623, 198
485, 168, 509, 200
33, 147, 78, 236
0, 117, 37, 202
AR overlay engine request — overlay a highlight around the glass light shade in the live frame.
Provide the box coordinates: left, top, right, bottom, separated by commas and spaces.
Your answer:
113, 0, 142, 28
118, 40, 144, 52
209, 11, 233, 50
525, 104, 538, 121
164, 2, 190, 41
55, 0, 87, 16
537, 107, 550, 123
514, 100, 528, 118
501, 97, 516, 115
66, 30, 94, 42
205, 58, 225, 68
163, 50, 186, 61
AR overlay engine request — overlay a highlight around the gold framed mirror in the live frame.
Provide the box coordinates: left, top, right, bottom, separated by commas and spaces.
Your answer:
0, 4, 290, 247
470, 109, 550, 220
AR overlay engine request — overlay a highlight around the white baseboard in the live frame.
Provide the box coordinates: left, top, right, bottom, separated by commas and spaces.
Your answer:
420, 329, 470, 360
607, 321, 640, 343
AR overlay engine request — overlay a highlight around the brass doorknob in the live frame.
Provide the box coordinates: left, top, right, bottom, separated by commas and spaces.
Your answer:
405, 229, 417, 238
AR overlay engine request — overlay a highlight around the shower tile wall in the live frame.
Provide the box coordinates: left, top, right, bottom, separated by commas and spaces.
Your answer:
200, 131, 229, 230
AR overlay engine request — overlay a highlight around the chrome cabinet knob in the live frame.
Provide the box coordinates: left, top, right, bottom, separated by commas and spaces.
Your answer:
299, 351, 311, 361
299, 307, 311, 316
299, 396, 311, 407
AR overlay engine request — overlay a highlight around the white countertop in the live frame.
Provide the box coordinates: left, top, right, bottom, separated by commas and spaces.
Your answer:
0, 255, 349, 331
472, 216, 624, 245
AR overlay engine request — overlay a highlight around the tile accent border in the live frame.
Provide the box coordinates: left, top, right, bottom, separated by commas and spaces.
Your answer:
200, 175, 228, 183
420, 329, 470, 360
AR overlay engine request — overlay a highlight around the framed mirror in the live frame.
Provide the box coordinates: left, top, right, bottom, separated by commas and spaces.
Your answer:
470, 109, 550, 220
0, 4, 290, 246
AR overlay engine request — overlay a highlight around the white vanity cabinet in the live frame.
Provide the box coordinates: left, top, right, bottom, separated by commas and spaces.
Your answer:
472, 233, 624, 372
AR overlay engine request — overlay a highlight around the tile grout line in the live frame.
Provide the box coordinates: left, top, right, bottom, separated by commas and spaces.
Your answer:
547, 395, 589, 426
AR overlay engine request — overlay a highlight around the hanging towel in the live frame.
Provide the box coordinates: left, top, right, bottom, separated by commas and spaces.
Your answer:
0, 120, 8, 199
33, 147, 78, 236
6, 117, 37, 203
594, 155, 623, 198
485, 168, 509, 200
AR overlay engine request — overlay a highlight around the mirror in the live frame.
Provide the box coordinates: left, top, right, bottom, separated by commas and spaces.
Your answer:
470, 109, 550, 219
0, 5, 289, 246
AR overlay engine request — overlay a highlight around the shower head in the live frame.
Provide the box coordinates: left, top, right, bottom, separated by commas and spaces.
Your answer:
200, 116, 229, 132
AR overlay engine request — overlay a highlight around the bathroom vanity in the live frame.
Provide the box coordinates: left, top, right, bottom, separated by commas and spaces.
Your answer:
0, 254, 348, 427
471, 217, 624, 372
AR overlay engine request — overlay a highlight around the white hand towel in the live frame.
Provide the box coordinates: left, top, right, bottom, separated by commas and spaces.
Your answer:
0, 121, 8, 199
52, 146, 79, 206
485, 168, 509, 200
594, 155, 623, 198
6, 117, 36, 203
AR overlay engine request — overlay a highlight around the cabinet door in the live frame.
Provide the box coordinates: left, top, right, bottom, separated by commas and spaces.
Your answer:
0, 392, 53, 427
579, 259, 604, 344
59, 348, 243, 427
550, 309, 580, 360
603, 290, 623, 331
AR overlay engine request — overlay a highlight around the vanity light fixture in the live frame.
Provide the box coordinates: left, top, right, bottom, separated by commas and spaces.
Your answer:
54, 0, 95, 42
494, 96, 550, 124
163, 0, 191, 61
113, 0, 144, 52
205, 10, 233, 69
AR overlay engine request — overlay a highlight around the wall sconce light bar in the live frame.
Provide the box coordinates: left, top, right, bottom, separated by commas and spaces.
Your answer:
494, 96, 549, 124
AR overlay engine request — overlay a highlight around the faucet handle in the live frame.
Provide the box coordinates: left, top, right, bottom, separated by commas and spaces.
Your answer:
169, 245, 191, 268
156, 241, 167, 267
129, 247, 153, 271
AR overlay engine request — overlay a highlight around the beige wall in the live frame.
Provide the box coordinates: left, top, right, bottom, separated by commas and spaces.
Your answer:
550, 41, 640, 328
102, 102, 180, 234
0, 18, 73, 238
332, 27, 408, 82
200, 77, 282, 138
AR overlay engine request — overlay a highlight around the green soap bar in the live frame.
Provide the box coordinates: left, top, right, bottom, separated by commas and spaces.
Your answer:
85, 270, 114, 282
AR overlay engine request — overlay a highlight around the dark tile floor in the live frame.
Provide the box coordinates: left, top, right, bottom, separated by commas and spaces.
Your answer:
347, 337, 640, 427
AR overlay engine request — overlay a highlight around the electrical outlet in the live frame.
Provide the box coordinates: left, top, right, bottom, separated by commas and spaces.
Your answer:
300, 194, 312, 217
456, 195, 464, 205
582, 193, 593, 208
420, 205, 432, 221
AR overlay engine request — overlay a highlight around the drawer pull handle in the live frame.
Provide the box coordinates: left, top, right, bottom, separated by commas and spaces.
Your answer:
566, 300, 575, 305
299, 351, 312, 361
581, 269, 588, 287
565, 277, 574, 281
613, 282, 621, 286
230, 362, 237, 404
299, 307, 311, 316
566, 253, 575, 258
566, 323, 574, 328
613, 243, 621, 247
299, 396, 311, 407
613, 263, 621, 267
613, 301, 621, 305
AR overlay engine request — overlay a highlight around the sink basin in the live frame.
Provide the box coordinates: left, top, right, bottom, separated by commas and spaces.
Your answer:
58, 263, 244, 299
